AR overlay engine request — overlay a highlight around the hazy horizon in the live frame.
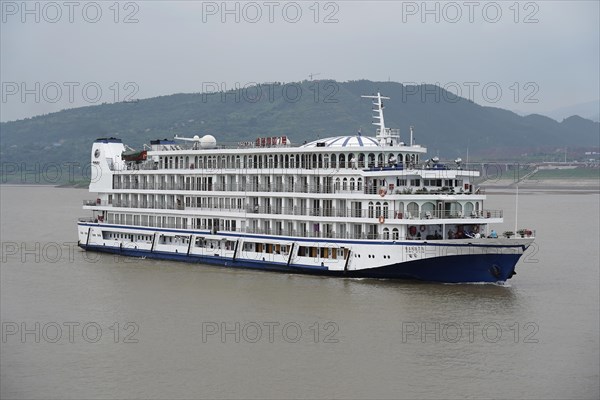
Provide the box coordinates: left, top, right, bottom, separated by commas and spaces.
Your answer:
1, 1, 599, 122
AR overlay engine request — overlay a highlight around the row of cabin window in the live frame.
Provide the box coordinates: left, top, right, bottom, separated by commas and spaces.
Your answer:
297, 246, 349, 259
241, 242, 289, 255
106, 232, 152, 242
114, 176, 466, 192
159, 153, 420, 170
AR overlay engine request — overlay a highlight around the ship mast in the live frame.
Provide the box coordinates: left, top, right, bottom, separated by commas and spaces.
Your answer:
361, 92, 400, 146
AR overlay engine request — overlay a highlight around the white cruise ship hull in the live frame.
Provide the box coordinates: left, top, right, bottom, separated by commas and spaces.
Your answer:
77, 222, 532, 283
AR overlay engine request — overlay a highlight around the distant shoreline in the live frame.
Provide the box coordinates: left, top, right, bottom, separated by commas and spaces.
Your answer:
480, 178, 599, 192
0, 183, 88, 189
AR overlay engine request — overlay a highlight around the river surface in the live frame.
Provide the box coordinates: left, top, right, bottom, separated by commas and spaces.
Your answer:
1, 185, 598, 399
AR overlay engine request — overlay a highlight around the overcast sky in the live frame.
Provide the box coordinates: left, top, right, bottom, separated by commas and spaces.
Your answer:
1, 0, 598, 122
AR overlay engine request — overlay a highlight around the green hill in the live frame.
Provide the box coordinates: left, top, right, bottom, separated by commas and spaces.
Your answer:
1, 80, 598, 184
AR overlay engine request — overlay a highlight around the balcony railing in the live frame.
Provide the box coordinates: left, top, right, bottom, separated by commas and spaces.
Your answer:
101, 201, 503, 222
83, 200, 111, 206
110, 182, 484, 197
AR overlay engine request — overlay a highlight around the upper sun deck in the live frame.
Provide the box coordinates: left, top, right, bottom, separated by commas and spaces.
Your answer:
146, 134, 427, 157
149, 92, 427, 156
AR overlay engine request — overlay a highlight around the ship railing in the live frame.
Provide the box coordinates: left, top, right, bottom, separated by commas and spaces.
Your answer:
83, 200, 113, 207
119, 159, 158, 171
84, 217, 525, 241
109, 181, 487, 196
405, 209, 503, 220
100, 201, 504, 221
145, 160, 487, 174
113, 161, 157, 171
241, 228, 398, 241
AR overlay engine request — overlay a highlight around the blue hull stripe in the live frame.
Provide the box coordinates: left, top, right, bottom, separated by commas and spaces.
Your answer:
351, 254, 521, 283
79, 244, 521, 283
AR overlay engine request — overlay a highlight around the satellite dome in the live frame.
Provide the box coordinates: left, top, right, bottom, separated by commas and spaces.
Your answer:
200, 135, 217, 149
193, 135, 200, 140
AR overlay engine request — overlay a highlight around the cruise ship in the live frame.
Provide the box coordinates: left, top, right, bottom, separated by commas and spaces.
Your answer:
77, 93, 534, 283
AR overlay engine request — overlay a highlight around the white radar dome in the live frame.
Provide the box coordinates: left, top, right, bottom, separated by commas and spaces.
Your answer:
200, 135, 217, 149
